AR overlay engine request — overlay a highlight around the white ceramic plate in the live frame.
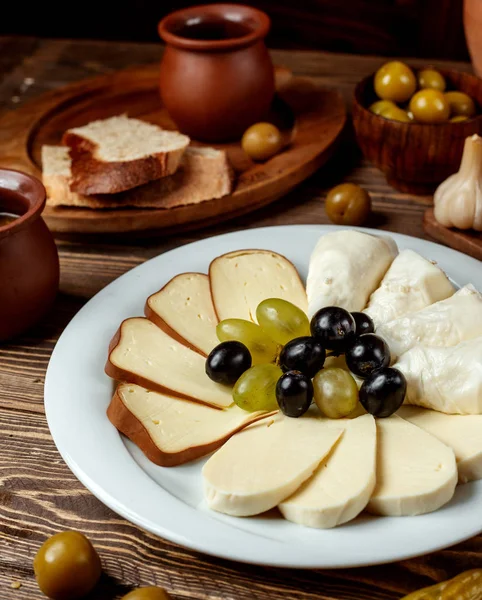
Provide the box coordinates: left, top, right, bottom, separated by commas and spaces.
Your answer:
45, 225, 482, 569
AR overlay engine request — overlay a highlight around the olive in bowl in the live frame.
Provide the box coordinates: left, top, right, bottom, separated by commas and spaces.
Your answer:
353, 66, 482, 194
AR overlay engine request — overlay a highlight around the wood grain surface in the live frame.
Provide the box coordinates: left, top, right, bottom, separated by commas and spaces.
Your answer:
424, 208, 482, 261
0, 64, 346, 236
1, 37, 482, 600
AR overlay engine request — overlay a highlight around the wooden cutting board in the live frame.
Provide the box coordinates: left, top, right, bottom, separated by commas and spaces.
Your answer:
0, 64, 346, 237
424, 208, 482, 261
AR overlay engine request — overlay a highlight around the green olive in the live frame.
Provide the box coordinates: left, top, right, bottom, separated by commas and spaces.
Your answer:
122, 587, 171, 600
374, 61, 416, 103
450, 115, 469, 123
325, 183, 371, 226
409, 89, 450, 123
241, 122, 283, 161
445, 91, 476, 118
379, 105, 412, 122
33, 531, 102, 600
369, 99, 396, 115
417, 68, 446, 92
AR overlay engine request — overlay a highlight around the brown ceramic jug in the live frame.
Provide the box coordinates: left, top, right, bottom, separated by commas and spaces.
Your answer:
0, 170, 59, 342
158, 3, 275, 142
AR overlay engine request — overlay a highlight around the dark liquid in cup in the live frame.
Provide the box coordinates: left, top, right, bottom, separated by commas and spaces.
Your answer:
0, 212, 18, 227
174, 17, 253, 41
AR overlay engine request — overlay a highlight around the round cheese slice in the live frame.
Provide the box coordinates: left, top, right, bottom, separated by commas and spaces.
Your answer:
398, 406, 482, 483
279, 414, 376, 529
367, 415, 457, 517
202, 412, 343, 516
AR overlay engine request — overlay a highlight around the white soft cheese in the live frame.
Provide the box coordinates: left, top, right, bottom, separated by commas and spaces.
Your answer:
202, 412, 343, 516
398, 406, 482, 483
109, 318, 233, 408
394, 337, 482, 414
279, 414, 376, 528
377, 284, 482, 359
146, 273, 219, 356
306, 230, 397, 317
209, 250, 308, 322
367, 415, 457, 516
364, 249, 455, 328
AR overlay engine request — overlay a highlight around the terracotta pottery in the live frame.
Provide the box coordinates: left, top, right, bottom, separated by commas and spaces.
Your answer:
0, 170, 59, 341
352, 67, 482, 195
158, 4, 275, 142
464, 0, 482, 77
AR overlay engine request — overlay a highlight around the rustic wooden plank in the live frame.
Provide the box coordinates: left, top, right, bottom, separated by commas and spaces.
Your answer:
0, 37, 481, 600
0, 398, 481, 600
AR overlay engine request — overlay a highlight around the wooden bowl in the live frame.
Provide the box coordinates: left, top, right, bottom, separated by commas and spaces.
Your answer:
352, 67, 482, 195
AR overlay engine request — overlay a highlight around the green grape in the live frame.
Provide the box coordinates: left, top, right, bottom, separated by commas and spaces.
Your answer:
216, 319, 279, 365
232, 364, 282, 412
313, 368, 359, 419
256, 298, 310, 345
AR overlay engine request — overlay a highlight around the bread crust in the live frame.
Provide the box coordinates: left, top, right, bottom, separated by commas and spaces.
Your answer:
63, 131, 185, 194
44, 145, 233, 208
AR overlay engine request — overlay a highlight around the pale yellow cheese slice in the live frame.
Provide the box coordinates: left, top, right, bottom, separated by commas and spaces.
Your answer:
202, 411, 343, 516
107, 317, 232, 408
109, 383, 269, 466
146, 273, 219, 356
279, 414, 376, 528
368, 415, 457, 516
398, 406, 482, 483
209, 250, 308, 322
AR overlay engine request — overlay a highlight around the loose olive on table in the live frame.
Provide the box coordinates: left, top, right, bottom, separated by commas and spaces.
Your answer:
324, 183, 372, 226
241, 122, 283, 161
122, 587, 172, 600
444, 90, 476, 118
409, 89, 451, 123
417, 68, 446, 92
33, 531, 102, 600
374, 61, 417, 103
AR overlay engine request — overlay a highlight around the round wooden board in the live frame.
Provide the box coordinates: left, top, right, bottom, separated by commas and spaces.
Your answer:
0, 64, 346, 237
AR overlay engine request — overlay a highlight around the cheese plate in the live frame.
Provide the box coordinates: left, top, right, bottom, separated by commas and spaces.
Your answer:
45, 225, 482, 568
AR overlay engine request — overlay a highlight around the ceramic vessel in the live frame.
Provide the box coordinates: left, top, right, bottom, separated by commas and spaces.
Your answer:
352, 67, 482, 195
158, 4, 275, 142
0, 170, 59, 341
464, 0, 482, 77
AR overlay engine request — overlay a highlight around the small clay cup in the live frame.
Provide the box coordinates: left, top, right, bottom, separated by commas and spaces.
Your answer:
0, 170, 59, 341
158, 4, 275, 142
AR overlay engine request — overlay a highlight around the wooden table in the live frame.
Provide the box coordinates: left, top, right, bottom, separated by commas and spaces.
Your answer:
1, 37, 480, 600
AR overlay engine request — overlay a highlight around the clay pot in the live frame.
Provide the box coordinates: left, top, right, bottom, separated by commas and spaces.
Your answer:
0, 170, 59, 341
464, 0, 482, 77
158, 4, 275, 142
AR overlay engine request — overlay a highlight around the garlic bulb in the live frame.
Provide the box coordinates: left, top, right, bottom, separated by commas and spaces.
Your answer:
434, 134, 482, 231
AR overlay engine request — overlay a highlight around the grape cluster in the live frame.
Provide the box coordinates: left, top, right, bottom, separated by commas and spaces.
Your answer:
206, 300, 406, 419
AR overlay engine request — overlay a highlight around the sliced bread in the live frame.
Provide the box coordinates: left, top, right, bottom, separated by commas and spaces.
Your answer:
62, 115, 190, 194
41, 145, 233, 209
